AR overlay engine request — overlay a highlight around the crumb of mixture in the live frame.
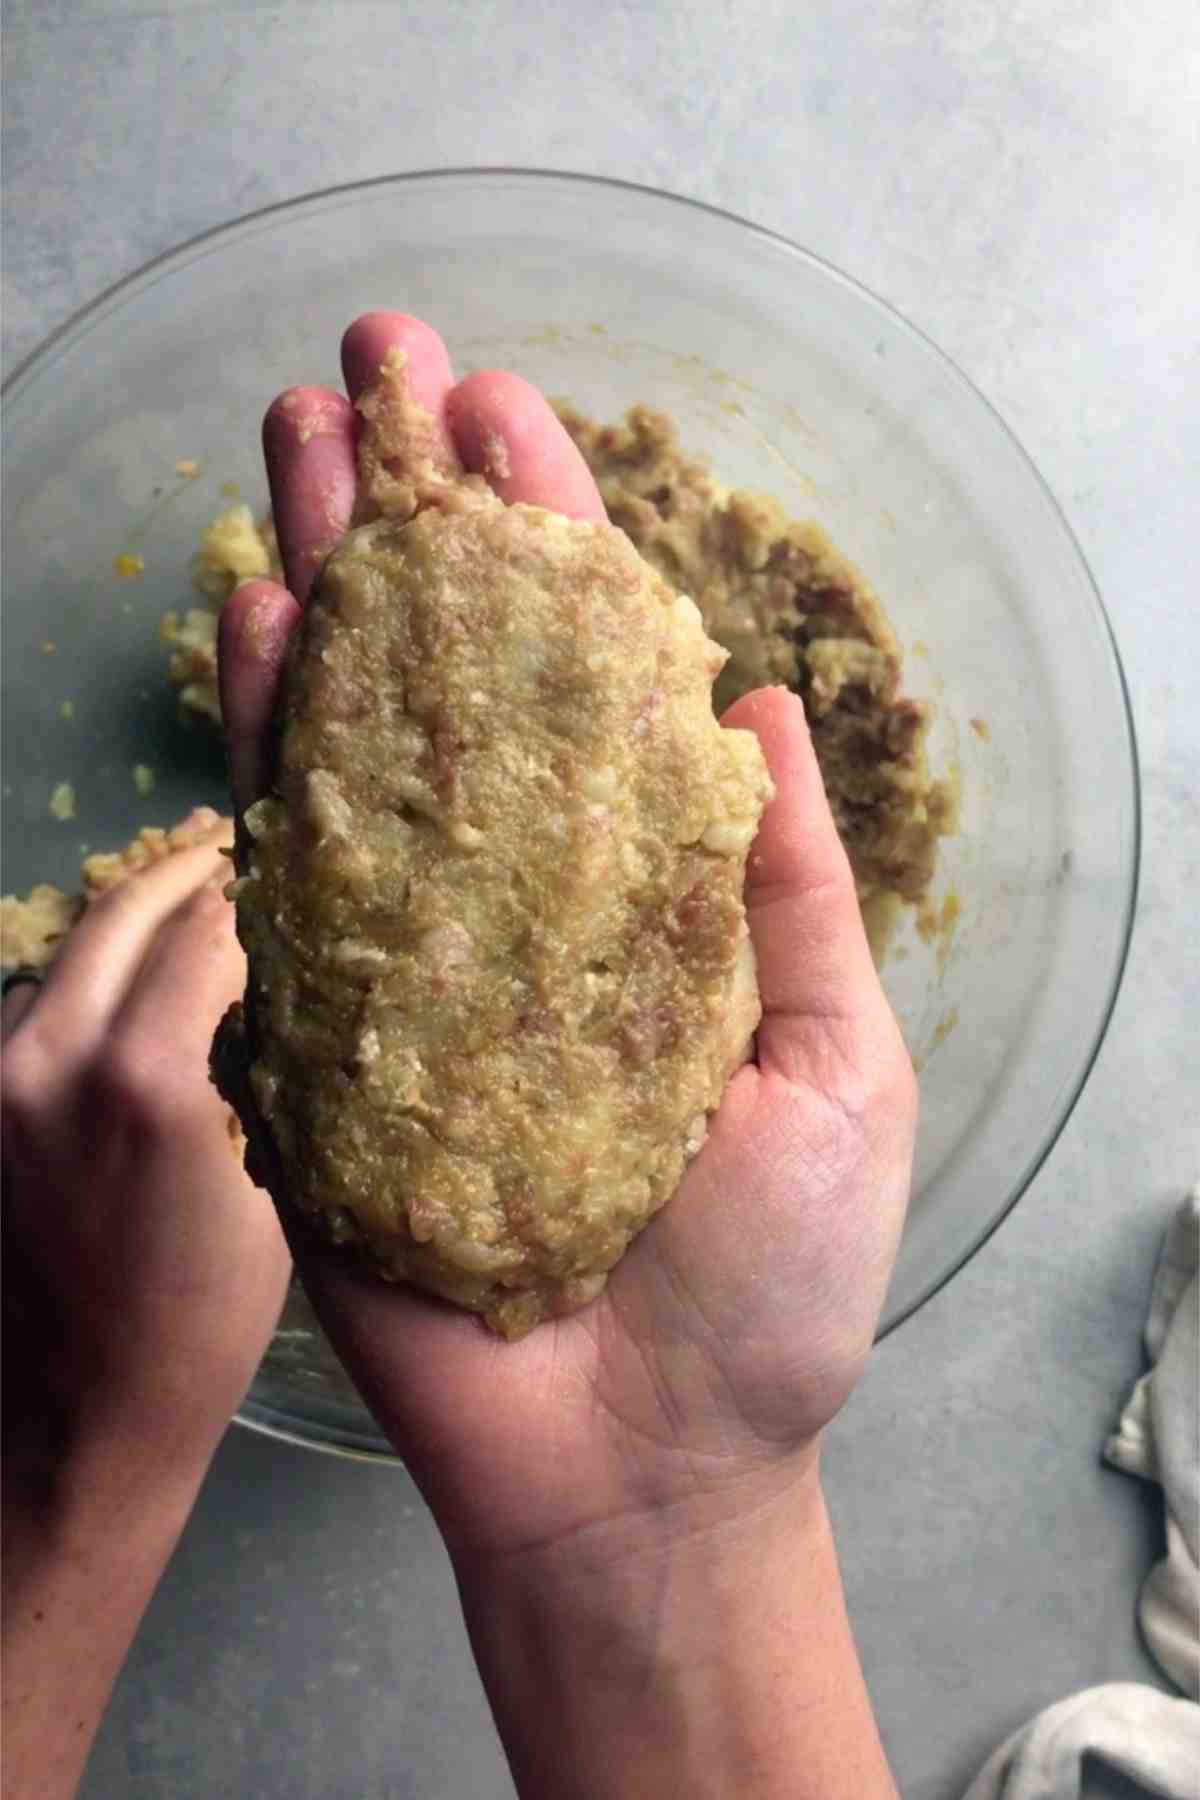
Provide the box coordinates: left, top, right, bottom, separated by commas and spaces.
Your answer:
0, 885, 83, 970
159, 606, 222, 721
59, 700, 75, 721
192, 503, 278, 597
215, 353, 773, 1339
160, 506, 281, 721
114, 553, 145, 578
175, 458, 201, 478
970, 716, 991, 742
481, 430, 512, 481
49, 782, 76, 821
133, 764, 156, 796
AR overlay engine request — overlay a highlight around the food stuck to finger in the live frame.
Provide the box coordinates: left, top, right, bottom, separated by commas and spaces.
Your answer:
1, 809, 231, 970
213, 353, 774, 1338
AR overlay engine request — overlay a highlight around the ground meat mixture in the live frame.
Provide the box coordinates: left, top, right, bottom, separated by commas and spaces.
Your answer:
213, 354, 773, 1337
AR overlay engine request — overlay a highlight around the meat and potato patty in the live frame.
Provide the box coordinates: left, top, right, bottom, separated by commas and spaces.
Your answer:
214, 357, 773, 1336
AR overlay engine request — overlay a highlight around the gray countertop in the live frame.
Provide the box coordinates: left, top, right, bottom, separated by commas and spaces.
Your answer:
3, 4, 1197, 1796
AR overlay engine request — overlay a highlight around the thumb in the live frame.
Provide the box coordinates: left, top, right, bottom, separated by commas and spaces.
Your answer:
722, 687, 885, 1083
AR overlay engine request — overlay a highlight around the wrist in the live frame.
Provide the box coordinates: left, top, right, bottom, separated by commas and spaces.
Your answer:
2, 1410, 212, 1800
452, 1455, 896, 1800
4, 1386, 218, 1573
2, 1435, 206, 1676
454, 1439, 826, 1601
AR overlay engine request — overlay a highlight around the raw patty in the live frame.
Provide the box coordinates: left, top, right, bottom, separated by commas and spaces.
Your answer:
214, 356, 773, 1337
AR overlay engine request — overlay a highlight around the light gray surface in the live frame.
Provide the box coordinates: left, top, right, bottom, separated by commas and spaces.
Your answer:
3, 3, 1197, 1796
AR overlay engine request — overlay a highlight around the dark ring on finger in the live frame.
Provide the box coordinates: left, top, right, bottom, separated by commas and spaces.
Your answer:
1, 968, 45, 1000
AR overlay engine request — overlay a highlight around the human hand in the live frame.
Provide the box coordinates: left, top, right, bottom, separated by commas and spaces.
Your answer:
2, 812, 292, 1797
1, 812, 291, 1489
220, 313, 918, 1569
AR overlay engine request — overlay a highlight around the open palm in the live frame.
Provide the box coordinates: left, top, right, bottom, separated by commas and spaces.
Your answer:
221, 313, 916, 1561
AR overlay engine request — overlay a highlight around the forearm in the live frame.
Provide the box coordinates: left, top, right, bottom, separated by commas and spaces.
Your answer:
2, 1431, 209, 1800
455, 1465, 897, 1800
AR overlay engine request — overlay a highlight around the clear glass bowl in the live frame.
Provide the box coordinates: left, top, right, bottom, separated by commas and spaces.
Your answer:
2, 171, 1138, 1461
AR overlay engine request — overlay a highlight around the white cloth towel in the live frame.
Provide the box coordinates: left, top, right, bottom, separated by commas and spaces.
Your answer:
962, 1683, 1200, 1799
964, 1190, 1200, 1800
1105, 1191, 1199, 1699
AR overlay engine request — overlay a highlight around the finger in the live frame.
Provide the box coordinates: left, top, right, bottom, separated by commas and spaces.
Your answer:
722, 688, 882, 1074
31, 816, 233, 1059
340, 311, 457, 437
218, 578, 302, 814
446, 371, 606, 521
1, 976, 42, 1044
263, 315, 458, 606
263, 385, 356, 604
111, 868, 246, 1117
